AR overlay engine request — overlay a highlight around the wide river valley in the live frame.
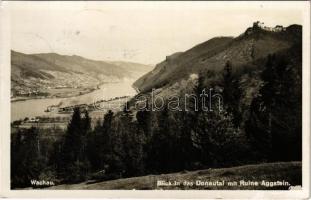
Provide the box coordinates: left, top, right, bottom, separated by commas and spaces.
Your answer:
11, 80, 137, 122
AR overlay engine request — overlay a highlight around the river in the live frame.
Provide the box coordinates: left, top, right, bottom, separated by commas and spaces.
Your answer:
11, 80, 137, 122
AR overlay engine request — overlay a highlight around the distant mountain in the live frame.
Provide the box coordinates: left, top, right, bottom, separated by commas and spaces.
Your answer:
11, 51, 152, 98
108, 61, 154, 78
133, 24, 302, 92
12, 51, 153, 80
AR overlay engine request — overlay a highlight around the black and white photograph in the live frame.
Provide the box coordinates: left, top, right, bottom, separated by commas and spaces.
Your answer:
0, 1, 310, 198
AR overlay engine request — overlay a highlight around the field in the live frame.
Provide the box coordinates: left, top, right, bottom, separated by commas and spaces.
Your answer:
44, 162, 301, 190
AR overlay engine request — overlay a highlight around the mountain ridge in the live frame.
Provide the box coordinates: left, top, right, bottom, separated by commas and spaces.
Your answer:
11, 50, 153, 98
133, 23, 302, 92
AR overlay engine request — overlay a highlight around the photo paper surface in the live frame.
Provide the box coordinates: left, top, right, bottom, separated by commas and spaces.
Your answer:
0, 1, 310, 198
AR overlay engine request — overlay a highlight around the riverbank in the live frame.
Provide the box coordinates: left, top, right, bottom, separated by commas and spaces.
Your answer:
11, 86, 99, 102
11, 81, 138, 122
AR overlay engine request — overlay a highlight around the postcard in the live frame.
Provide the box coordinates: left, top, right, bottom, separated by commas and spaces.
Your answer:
0, 1, 310, 199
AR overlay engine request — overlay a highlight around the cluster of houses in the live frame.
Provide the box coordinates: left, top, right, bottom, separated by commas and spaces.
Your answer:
51, 96, 130, 114
58, 104, 95, 113
14, 89, 40, 96
27, 117, 40, 123
23, 116, 71, 123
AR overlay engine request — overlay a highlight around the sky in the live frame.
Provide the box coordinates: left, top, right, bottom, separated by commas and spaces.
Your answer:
8, 1, 305, 65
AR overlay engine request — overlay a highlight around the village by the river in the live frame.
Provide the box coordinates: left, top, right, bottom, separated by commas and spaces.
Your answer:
11, 80, 138, 129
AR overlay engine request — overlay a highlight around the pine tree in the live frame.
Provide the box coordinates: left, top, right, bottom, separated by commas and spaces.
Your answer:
118, 104, 145, 177
86, 120, 101, 171
193, 71, 206, 113
100, 110, 116, 173
136, 99, 151, 172
136, 98, 151, 138
188, 69, 243, 167
82, 110, 91, 134
178, 110, 197, 169
222, 61, 242, 127
60, 108, 90, 183
147, 105, 177, 173
246, 53, 302, 161
246, 55, 276, 161
11, 127, 45, 188
189, 72, 206, 156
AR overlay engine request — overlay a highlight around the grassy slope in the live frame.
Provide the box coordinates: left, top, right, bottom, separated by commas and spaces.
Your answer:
45, 162, 301, 190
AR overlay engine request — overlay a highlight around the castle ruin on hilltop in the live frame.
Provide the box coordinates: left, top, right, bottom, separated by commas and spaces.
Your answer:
242, 21, 287, 36
253, 21, 286, 32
